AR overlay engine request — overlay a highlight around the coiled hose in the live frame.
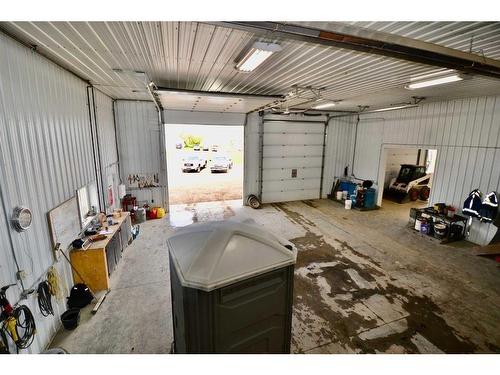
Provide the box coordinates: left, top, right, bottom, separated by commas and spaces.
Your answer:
3, 305, 36, 351
37, 281, 53, 317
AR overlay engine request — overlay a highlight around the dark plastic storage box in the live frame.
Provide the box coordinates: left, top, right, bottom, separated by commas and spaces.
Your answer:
167, 220, 297, 354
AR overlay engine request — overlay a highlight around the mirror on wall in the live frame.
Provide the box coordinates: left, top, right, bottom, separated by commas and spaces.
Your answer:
77, 181, 99, 229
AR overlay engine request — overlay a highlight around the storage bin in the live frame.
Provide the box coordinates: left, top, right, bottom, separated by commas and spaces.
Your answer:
135, 208, 146, 223
168, 220, 297, 353
364, 188, 377, 209
156, 207, 166, 218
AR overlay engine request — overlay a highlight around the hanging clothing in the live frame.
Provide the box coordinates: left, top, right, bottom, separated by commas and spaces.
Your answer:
462, 189, 483, 218
479, 191, 498, 223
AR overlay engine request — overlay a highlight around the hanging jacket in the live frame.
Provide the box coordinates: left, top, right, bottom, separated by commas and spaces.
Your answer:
479, 191, 498, 223
462, 189, 482, 218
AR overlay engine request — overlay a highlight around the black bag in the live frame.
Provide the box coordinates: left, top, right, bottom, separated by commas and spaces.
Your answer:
67, 283, 93, 309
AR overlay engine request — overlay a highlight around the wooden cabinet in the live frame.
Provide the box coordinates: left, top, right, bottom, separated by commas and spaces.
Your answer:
70, 212, 132, 292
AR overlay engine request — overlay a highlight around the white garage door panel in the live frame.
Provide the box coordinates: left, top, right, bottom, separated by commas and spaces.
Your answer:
263, 178, 321, 191
263, 157, 323, 169
263, 121, 325, 133
261, 119, 325, 204
264, 133, 324, 146
262, 167, 322, 180
262, 189, 321, 203
263, 145, 324, 157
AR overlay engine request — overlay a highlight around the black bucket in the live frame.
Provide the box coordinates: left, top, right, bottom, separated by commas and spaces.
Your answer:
61, 308, 81, 330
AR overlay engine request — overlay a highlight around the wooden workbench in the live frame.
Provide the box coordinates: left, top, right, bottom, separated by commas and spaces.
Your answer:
70, 212, 132, 292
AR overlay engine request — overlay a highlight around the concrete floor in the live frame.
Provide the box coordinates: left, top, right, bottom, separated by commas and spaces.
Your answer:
50, 199, 500, 353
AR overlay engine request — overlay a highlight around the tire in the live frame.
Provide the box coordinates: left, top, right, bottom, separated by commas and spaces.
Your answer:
409, 188, 419, 201
247, 194, 261, 209
419, 186, 431, 201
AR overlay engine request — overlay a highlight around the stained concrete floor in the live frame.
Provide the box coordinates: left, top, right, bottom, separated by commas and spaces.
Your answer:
50, 199, 500, 354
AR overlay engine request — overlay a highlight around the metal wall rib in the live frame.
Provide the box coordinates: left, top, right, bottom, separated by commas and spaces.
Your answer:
329, 94, 500, 245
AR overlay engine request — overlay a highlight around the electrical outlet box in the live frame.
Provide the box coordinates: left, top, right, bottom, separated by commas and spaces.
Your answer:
16, 270, 26, 280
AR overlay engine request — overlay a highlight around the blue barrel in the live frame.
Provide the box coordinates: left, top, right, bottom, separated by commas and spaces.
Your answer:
339, 180, 358, 196
364, 188, 376, 209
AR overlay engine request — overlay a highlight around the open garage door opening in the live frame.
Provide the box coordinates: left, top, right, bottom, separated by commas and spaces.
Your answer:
165, 124, 244, 208
380, 147, 438, 208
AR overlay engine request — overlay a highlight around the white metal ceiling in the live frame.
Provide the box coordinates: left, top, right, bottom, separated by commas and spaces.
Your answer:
1, 21, 499, 111
344, 22, 500, 60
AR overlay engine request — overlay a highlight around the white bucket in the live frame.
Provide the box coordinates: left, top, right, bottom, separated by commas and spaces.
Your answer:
342, 190, 348, 200
345, 199, 352, 209
414, 219, 422, 231
336, 191, 343, 200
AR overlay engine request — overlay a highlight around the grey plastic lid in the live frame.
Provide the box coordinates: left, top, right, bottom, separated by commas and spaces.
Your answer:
167, 219, 297, 292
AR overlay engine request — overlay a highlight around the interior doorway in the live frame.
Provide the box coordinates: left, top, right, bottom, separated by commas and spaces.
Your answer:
377, 146, 438, 208
165, 124, 244, 207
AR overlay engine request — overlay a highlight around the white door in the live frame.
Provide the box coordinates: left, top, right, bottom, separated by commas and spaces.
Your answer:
261, 120, 325, 203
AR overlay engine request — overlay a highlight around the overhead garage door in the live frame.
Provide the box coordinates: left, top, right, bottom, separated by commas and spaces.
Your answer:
261, 119, 326, 203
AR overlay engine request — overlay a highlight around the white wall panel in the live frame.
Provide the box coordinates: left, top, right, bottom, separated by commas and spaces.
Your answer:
262, 189, 321, 204
263, 156, 323, 169
0, 32, 98, 353
263, 167, 323, 181
264, 133, 324, 146
263, 145, 323, 158
115, 101, 167, 207
333, 95, 500, 245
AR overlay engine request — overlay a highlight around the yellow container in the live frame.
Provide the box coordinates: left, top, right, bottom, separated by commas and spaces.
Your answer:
156, 207, 166, 218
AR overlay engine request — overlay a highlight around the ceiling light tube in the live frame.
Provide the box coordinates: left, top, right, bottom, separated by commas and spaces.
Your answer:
236, 42, 282, 72
405, 74, 463, 89
409, 69, 455, 82
371, 104, 418, 113
312, 101, 337, 110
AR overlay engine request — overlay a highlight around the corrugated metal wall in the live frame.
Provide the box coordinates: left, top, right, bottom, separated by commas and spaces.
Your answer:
114, 101, 166, 207
329, 95, 500, 245
0, 32, 117, 353
94, 89, 120, 212
322, 115, 357, 198
0, 32, 95, 353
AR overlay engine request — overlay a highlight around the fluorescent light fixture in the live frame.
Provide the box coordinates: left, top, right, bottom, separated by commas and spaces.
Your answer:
236, 42, 282, 72
409, 69, 455, 82
312, 101, 337, 110
371, 104, 418, 113
406, 73, 463, 90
